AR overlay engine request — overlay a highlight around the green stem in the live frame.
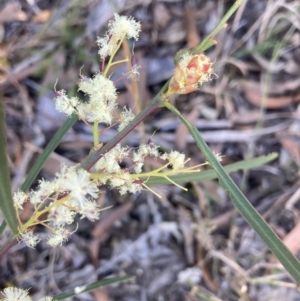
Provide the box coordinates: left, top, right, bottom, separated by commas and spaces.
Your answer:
103, 35, 126, 77
93, 122, 99, 147
110, 58, 129, 67
19, 194, 70, 232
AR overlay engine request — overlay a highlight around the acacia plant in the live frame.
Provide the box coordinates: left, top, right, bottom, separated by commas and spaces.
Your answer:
0, 1, 300, 300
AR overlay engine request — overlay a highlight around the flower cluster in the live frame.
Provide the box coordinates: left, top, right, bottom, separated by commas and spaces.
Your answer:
96, 13, 141, 59
14, 165, 100, 248
167, 52, 214, 95
92, 142, 189, 196
0, 287, 52, 301
54, 74, 118, 125
118, 107, 135, 131
54, 13, 140, 128
14, 144, 194, 248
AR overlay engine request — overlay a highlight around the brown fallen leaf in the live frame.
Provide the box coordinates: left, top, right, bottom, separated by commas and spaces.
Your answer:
192, 182, 207, 217
221, 57, 249, 75
243, 78, 300, 95
230, 110, 261, 124
277, 135, 300, 165
179, 221, 194, 265
283, 221, 300, 255
31, 10, 52, 23
242, 80, 300, 108
90, 201, 133, 266
93, 288, 113, 301
159, 21, 186, 44
92, 201, 133, 238
184, 6, 200, 49
285, 187, 300, 211
24, 142, 75, 176
197, 243, 218, 291
208, 210, 234, 228
19, 199, 33, 222
0, 3, 27, 23
153, 3, 171, 28
244, 90, 297, 109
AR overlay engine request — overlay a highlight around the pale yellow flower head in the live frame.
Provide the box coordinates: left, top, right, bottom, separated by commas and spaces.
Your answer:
97, 13, 141, 59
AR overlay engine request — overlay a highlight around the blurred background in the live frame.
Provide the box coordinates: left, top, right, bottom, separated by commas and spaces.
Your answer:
1, 0, 300, 300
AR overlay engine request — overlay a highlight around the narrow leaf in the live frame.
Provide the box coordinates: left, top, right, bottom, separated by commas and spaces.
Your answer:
0, 221, 6, 236
52, 275, 133, 300
21, 114, 78, 192
144, 153, 278, 185
0, 94, 18, 234
164, 100, 300, 284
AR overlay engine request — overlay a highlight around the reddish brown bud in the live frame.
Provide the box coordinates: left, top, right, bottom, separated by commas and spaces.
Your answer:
167, 53, 214, 95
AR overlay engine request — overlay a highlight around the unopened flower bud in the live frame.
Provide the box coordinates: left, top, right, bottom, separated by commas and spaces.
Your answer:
167, 53, 214, 95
